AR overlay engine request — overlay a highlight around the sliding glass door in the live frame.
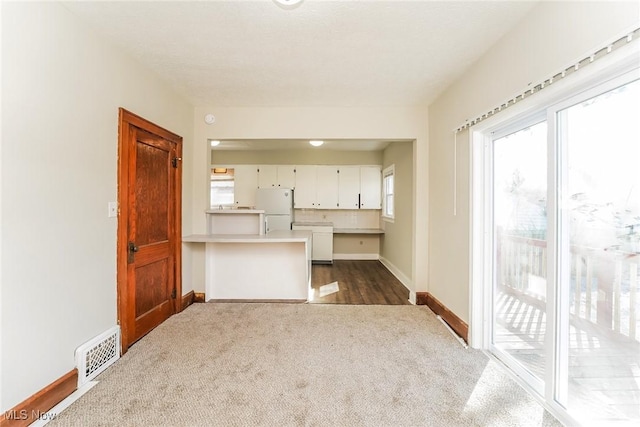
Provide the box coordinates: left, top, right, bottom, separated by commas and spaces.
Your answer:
486, 71, 640, 424
491, 120, 548, 394
553, 76, 640, 421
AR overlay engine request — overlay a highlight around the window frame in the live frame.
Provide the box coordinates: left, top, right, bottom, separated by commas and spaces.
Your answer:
209, 166, 236, 208
382, 165, 395, 221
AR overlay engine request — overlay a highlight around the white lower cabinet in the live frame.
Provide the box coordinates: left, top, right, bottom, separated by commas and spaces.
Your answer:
312, 232, 333, 263
292, 223, 333, 263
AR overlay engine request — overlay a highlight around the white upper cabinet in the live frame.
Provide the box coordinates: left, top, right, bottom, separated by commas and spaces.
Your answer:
359, 166, 382, 209
257, 165, 277, 188
316, 166, 339, 209
233, 163, 381, 210
293, 165, 317, 208
233, 165, 258, 207
258, 165, 296, 189
277, 165, 296, 189
337, 166, 360, 209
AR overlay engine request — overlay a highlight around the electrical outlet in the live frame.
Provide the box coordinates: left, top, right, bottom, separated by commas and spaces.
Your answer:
108, 202, 118, 218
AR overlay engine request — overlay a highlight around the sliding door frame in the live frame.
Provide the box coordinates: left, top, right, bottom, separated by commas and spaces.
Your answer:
485, 113, 549, 398
469, 46, 640, 426
548, 67, 640, 410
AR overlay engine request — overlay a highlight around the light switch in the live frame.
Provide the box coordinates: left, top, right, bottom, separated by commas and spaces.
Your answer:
108, 202, 118, 218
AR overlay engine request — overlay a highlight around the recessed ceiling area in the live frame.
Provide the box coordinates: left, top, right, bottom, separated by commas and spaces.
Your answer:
209, 139, 403, 151
61, 1, 538, 108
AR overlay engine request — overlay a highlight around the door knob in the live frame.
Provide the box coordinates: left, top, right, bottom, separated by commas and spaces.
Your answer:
127, 242, 139, 263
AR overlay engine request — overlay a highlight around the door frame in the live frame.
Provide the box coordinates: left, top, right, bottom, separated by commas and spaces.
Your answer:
117, 108, 183, 353
469, 53, 640, 426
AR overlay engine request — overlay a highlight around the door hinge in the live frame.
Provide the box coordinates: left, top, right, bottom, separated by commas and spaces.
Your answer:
171, 288, 177, 299
172, 157, 182, 168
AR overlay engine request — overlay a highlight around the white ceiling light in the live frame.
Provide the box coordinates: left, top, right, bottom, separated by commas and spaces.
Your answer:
273, 0, 304, 10
210, 140, 221, 147
309, 140, 324, 147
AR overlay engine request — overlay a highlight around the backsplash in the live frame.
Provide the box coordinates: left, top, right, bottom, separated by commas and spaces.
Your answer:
293, 209, 380, 229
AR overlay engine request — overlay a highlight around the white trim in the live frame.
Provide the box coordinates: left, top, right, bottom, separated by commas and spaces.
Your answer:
547, 66, 640, 414
486, 112, 548, 397
408, 291, 416, 305
484, 352, 577, 427
332, 253, 379, 260
469, 129, 493, 350
381, 164, 395, 220
379, 255, 413, 297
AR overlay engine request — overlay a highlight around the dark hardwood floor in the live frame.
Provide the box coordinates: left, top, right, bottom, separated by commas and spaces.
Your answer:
309, 260, 410, 305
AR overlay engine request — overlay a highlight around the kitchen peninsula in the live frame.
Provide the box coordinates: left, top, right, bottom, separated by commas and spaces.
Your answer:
183, 227, 312, 301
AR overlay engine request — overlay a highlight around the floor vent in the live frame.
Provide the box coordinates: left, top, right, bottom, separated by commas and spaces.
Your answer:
75, 326, 120, 387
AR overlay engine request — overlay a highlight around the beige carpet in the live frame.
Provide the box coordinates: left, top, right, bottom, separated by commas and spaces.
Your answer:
49, 303, 561, 426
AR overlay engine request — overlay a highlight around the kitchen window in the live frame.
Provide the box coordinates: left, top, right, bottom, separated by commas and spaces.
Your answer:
382, 165, 394, 220
210, 167, 235, 208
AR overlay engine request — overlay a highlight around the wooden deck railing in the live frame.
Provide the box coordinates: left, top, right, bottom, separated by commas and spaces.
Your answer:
497, 232, 639, 342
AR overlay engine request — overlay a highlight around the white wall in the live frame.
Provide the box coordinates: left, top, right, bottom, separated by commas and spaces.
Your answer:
381, 141, 414, 284
428, 1, 640, 322
186, 107, 428, 294
1, 2, 194, 410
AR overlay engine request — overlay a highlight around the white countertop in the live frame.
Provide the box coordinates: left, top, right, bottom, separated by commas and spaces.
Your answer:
183, 230, 312, 243
205, 209, 265, 214
334, 228, 385, 234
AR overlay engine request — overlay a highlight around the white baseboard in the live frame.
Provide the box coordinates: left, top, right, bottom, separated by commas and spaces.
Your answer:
333, 253, 379, 260
378, 256, 413, 299
408, 292, 417, 305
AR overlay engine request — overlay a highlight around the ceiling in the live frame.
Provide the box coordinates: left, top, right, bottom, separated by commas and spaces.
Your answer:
61, 0, 538, 109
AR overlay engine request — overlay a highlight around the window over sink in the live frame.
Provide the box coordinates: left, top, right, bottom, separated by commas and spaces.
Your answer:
210, 167, 235, 208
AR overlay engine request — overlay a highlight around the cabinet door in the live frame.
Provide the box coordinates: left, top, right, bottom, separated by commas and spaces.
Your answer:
277, 165, 296, 189
316, 166, 339, 209
258, 165, 277, 188
360, 166, 381, 209
233, 165, 258, 207
338, 166, 360, 209
312, 232, 333, 262
293, 165, 317, 208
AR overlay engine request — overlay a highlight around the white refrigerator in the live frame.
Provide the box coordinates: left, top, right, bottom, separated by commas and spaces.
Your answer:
255, 188, 293, 232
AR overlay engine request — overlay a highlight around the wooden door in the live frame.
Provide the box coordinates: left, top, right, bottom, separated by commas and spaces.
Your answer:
117, 109, 182, 352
